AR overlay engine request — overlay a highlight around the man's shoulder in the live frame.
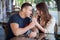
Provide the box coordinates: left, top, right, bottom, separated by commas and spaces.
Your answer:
10, 14, 19, 18
8, 14, 19, 23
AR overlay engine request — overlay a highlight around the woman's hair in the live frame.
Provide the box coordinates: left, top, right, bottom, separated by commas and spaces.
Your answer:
36, 2, 51, 27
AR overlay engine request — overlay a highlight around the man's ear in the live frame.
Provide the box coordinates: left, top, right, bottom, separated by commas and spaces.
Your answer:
23, 8, 26, 12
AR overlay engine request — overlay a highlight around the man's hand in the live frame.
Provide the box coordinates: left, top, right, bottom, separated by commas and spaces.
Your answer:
28, 32, 37, 38
28, 18, 36, 29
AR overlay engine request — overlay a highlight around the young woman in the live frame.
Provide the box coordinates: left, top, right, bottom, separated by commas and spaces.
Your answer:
34, 2, 56, 33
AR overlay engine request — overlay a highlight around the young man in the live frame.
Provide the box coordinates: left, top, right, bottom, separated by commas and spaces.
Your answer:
7, 3, 38, 39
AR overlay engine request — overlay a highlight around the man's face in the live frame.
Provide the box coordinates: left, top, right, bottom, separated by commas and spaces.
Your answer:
24, 6, 32, 17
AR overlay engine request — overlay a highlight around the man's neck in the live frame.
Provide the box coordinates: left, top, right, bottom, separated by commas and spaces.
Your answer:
19, 11, 26, 18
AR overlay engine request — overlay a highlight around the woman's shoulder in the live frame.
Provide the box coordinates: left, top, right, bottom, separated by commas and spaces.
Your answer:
46, 16, 56, 26
48, 16, 56, 23
50, 16, 56, 23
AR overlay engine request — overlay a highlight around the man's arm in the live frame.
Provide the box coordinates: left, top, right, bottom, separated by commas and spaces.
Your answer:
10, 21, 35, 36
28, 27, 39, 38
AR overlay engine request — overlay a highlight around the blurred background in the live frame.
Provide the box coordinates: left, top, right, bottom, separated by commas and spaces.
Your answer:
0, 0, 59, 25
0, 0, 60, 40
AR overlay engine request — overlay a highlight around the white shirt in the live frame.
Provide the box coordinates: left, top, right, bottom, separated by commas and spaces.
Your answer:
45, 16, 56, 33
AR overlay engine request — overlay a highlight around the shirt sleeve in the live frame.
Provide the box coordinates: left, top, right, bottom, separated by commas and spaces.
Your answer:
9, 16, 19, 24
45, 17, 56, 33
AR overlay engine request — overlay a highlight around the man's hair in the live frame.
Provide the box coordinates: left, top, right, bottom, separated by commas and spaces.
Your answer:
21, 3, 32, 11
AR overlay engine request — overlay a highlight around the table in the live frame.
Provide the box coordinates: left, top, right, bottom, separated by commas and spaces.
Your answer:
0, 20, 59, 40
9, 33, 60, 40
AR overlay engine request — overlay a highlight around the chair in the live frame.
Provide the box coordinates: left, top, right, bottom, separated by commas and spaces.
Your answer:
2, 23, 8, 36
54, 23, 58, 34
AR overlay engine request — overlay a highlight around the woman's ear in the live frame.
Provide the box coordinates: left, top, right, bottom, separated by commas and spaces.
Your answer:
35, 14, 38, 18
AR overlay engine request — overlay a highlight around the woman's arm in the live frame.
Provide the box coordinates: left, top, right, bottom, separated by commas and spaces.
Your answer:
33, 18, 46, 33
34, 17, 56, 33
35, 21, 46, 33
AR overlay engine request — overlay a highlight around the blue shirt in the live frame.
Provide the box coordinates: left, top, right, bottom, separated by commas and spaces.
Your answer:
7, 13, 31, 39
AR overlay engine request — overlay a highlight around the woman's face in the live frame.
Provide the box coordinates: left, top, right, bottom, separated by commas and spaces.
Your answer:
36, 9, 42, 16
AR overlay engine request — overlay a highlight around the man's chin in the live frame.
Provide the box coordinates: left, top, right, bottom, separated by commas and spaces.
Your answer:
27, 15, 31, 17
27, 16, 30, 18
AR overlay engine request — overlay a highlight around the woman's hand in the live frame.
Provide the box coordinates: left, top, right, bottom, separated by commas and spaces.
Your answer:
32, 17, 39, 27
32, 17, 45, 33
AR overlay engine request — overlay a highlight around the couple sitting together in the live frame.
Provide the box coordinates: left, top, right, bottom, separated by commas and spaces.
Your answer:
7, 2, 56, 39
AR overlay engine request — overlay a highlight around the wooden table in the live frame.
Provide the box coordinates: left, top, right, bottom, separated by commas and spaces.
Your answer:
9, 33, 60, 40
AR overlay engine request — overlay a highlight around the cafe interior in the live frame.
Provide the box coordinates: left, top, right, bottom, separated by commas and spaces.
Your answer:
0, 0, 60, 40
